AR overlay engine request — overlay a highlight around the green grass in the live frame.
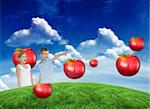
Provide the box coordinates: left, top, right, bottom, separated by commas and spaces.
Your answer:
0, 82, 150, 109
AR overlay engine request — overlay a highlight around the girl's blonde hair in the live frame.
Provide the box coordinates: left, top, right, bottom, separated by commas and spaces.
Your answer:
18, 52, 25, 58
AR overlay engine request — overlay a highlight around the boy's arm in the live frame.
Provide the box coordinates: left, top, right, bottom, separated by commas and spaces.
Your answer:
38, 73, 41, 83
34, 63, 41, 84
37, 64, 41, 84
51, 52, 67, 62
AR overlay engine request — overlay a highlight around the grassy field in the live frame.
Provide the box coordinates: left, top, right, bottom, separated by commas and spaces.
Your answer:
0, 82, 149, 109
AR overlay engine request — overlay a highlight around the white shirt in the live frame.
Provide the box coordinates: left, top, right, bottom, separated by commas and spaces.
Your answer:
38, 58, 54, 84
18, 64, 32, 87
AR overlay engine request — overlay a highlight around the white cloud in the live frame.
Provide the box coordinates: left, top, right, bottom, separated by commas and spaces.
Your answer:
77, 27, 133, 58
1, 74, 10, 79
105, 45, 133, 57
0, 79, 9, 91
80, 39, 97, 47
59, 39, 69, 45
98, 27, 124, 47
11, 67, 16, 73
5, 17, 68, 47
98, 27, 133, 57
65, 44, 85, 60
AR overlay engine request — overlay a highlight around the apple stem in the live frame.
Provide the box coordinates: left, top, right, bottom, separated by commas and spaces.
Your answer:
15, 48, 22, 51
67, 59, 74, 62
132, 37, 139, 39
121, 54, 130, 57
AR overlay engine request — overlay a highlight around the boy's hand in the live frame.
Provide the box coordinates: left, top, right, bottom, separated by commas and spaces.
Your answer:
63, 52, 67, 56
60, 52, 67, 56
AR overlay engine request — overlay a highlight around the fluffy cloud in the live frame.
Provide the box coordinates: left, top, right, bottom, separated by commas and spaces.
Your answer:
98, 27, 124, 47
77, 27, 133, 58
105, 45, 133, 57
65, 44, 85, 60
11, 67, 16, 73
1, 74, 10, 79
0, 79, 9, 91
5, 17, 68, 47
98, 27, 133, 57
79, 39, 97, 47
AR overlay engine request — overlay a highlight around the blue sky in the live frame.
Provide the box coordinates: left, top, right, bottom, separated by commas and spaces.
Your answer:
1, 0, 149, 61
0, 0, 149, 92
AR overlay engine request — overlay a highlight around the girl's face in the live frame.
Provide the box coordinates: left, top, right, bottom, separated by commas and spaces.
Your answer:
19, 54, 27, 64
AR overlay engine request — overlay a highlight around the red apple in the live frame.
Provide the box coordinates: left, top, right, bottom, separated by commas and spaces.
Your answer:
33, 83, 52, 98
12, 48, 37, 68
129, 37, 144, 51
89, 59, 98, 67
116, 54, 140, 76
64, 59, 85, 79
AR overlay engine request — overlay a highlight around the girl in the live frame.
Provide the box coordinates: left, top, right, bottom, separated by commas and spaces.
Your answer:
16, 52, 33, 87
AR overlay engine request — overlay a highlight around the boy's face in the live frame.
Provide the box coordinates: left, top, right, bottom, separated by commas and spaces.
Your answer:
40, 51, 49, 59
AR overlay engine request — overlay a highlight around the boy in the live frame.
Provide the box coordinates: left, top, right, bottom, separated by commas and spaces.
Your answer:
38, 48, 67, 84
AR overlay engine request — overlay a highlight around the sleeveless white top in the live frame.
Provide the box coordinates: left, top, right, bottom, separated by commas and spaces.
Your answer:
18, 64, 32, 87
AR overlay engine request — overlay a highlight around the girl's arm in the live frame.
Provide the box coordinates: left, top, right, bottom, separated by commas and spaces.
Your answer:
30, 70, 34, 85
16, 65, 21, 88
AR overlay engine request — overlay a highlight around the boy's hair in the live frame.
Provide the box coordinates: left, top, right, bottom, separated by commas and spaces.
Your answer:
18, 52, 25, 58
40, 48, 48, 53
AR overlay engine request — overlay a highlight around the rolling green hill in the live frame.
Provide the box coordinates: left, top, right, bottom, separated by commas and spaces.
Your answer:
0, 82, 149, 109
